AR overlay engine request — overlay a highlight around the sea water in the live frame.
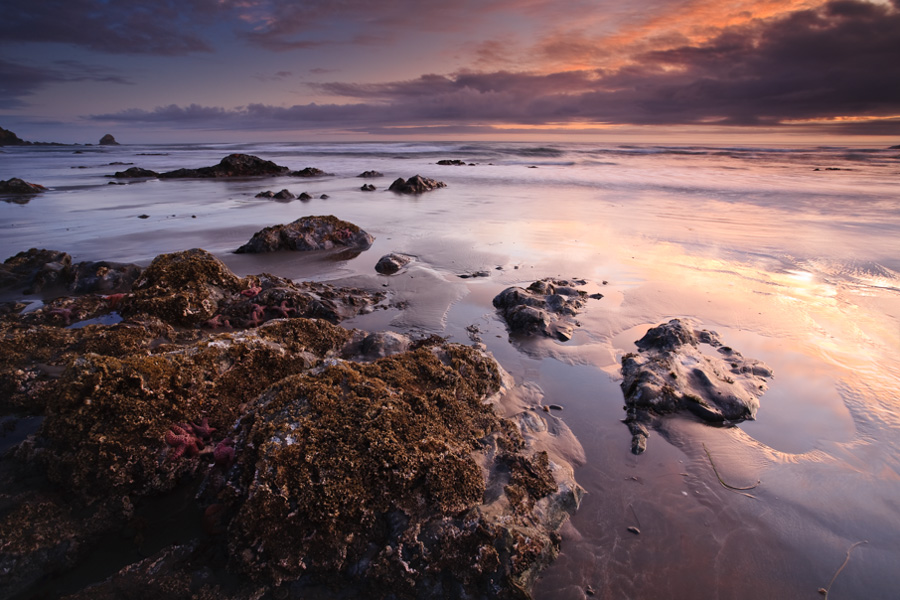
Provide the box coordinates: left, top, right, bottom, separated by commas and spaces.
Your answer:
2, 141, 899, 598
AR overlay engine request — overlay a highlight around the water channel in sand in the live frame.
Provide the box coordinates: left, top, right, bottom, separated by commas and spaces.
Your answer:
2, 141, 899, 598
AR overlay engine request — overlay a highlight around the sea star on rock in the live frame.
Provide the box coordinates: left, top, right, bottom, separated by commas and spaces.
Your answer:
103, 293, 127, 310
266, 300, 295, 319
213, 437, 235, 468
240, 286, 262, 297
333, 228, 353, 241
191, 417, 217, 439
164, 423, 204, 460
202, 314, 231, 329
243, 303, 267, 327
48, 307, 74, 326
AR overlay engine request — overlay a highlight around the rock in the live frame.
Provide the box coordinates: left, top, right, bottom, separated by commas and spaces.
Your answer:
889, 144, 900, 149
98, 134, 120, 145
437, 159, 466, 165
375, 252, 414, 275
360, 183, 376, 191
459, 270, 491, 279
222, 343, 581, 597
620, 319, 773, 454
0, 178, 46, 195
357, 170, 383, 178
69, 260, 143, 294
298, 192, 312, 201
388, 175, 447, 194
493, 278, 593, 341
320, 194, 330, 199
111, 166, 159, 178
0, 248, 73, 293
235, 215, 374, 254
159, 154, 290, 179
290, 166, 333, 177
0, 126, 28, 146
255, 189, 295, 200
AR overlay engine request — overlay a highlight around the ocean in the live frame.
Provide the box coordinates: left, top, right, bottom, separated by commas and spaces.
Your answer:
2, 141, 899, 598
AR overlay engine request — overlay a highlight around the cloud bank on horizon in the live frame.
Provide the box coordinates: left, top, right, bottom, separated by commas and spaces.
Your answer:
1, 0, 899, 140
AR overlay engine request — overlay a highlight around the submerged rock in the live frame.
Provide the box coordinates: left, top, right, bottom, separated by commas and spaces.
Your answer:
388, 174, 447, 194
620, 319, 773, 454
437, 159, 466, 165
235, 215, 374, 254
493, 278, 596, 342
0, 178, 46, 195
159, 154, 290, 179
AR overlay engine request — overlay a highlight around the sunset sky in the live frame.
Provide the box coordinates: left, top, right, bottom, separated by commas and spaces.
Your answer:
2, 0, 899, 143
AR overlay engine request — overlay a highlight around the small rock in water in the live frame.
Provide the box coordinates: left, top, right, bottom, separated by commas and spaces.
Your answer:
627, 526, 641, 535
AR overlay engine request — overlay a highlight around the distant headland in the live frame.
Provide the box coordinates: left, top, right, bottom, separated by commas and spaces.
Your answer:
0, 125, 121, 147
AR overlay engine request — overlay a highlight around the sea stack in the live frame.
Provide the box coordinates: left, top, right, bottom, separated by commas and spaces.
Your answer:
99, 134, 120, 146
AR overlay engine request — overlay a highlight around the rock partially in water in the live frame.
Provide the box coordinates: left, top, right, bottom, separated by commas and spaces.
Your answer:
111, 166, 159, 178
360, 183, 376, 191
290, 167, 333, 177
620, 318, 773, 454
255, 189, 295, 200
159, 154, 290, 179
493, 278, 595, 342
235, 215, 374, 255
375, 252, 414, 275
388, 175, 446, 194
0, 177, 46, 195
437, 159, 466, 165
98, 134, 120, 146
357, 170, 383, 178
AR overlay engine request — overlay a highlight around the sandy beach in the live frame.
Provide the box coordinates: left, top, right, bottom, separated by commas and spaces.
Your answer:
2, 141, 899, 599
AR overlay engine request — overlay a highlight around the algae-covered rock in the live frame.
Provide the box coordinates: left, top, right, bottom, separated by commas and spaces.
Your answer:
621, 318, 773, 454
222, 344, 581, 598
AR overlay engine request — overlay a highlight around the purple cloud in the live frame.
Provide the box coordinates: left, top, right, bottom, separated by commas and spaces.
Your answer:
0, 59, 132, 109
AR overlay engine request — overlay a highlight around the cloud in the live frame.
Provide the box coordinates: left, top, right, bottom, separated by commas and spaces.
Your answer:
0, 59, 132, 109
88, 1, 900, 135
0, 0, 218, 55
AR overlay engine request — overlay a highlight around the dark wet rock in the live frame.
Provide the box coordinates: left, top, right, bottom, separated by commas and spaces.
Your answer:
375, 252, 414, 275
70, 260, 143, 294
320, 194, 330, 199
620, 318, 773, 454
459, 270, 491, 279
235, 215, 374, 255
0, 178, 47, 195
493, 278, 595, 342
388, 174, 447, 194
111, 166, 159, 178
437, 159, 466, 165
99, 134, 120, 145
360, 183, 376, 191
889, 144, 900, 149
159, 154, 290, 179
290, 166, 333, 177
255, 189, 295, 200
357, 170, 383, 178
298, 192, 312, 201
0, 248, 73, 294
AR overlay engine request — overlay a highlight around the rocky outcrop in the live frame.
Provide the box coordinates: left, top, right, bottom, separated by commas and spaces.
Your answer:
0, 246, 582, 600
0, 126, 27, 146
255, 189, 294, 200
0, 178, 46, 195
437, 159, 466, 165
99, 134, 120, 145
357, 170, 383, 178
235, 215, 374, 254
111, 166, 159, 178
388, 175, 446, 194
493, 279, 601, 342
158, 154, 290, 179
360, 183, 376, 191
0, 248, 141, 295
290, 167, 333, 177
620, 319, 773, 454
375, 252, 414, 275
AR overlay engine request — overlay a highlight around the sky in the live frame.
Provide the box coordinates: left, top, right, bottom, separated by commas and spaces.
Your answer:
2, 0, 899, 143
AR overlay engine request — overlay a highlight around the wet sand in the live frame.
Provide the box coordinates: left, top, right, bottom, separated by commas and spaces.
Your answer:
2, 142, 900, 598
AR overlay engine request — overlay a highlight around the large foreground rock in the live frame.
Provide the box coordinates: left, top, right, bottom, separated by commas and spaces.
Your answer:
159, 154, 290, 178
235, 215, 374, 254
0, 248, 582, 599
620, 319, 773, 454
388, 175, 446, 194
493, 278, 599, 342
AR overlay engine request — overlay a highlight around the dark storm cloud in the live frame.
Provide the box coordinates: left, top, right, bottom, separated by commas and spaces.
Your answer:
0, 59, 132, 109
0, 0, 217, 55
89, 1, 900, 134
